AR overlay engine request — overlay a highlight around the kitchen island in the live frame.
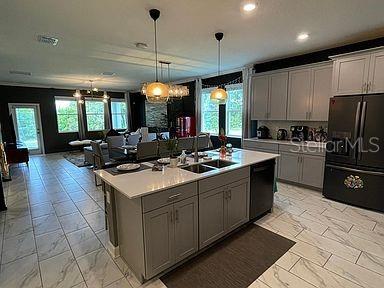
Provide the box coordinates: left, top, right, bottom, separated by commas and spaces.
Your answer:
94, 149, 278, 282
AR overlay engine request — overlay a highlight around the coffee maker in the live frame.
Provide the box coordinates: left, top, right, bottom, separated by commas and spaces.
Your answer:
290, 126, 309, 142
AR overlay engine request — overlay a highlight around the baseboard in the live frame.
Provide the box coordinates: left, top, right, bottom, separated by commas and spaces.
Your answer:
107, 241, 120, 258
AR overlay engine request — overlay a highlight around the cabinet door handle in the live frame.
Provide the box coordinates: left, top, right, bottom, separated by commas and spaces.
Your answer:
169, 211, 173, 223
368, 81, 372, 92
228, 189, 232, 200
175, 209, 179, 222
362, 82, 367, 93
168, 193, 181, 201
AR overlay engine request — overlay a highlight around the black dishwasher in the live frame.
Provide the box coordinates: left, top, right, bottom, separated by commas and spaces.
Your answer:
249, 159, 275, 221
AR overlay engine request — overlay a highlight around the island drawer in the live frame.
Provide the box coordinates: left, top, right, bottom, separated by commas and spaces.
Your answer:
199, 167, 249, 194
142, 182, 198, 213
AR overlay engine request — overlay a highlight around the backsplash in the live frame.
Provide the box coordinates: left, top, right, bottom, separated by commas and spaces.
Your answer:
258, 120, 328, 140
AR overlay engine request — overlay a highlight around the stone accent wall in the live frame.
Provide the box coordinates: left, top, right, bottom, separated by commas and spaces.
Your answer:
145, 101, 168, 128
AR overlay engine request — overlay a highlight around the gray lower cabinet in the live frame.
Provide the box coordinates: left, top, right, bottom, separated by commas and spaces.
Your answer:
279, 152, 301, 183
279, 152, 325, 189
226, 180, 249, 232
174, 197, 199, 263
199, 178, 249, 249
144, 196, 198, 278
143, 205, 174, 278
301, 154, 325, 188
199, 187, 226, 248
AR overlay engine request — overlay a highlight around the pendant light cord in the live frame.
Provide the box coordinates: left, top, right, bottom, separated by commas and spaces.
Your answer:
218, 40, 221, 76
154, 19, 158, 82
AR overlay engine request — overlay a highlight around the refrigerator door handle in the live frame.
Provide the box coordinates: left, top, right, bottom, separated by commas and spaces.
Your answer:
358, 101, 367, 160
326, 164, 384, 176
353, 101, 362, 159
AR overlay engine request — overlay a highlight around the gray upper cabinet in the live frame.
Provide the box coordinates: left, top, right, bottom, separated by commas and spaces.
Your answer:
269, 72, 289, 120
226, 179, 249, 232
332, 53, 370, 96
144, 205, 174, 278
173, 196, 198, 263
368, 50, 384, 94
310, 65, 333, 121
288, 69, 312, 120
331, 48, 384, 95
251, 75, 269, 120
199, 187, 226, 248
251, 72, 288, 120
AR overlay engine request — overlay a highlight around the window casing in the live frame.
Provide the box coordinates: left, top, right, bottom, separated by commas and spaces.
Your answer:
111, 99, 127, 130
85, 99, 105, 131
55, 97, 79, 133
200, 88, 219, 135
225, 84, 243, 137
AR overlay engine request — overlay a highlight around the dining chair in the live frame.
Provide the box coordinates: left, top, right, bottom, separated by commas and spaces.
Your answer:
177, 137, 194, 153
196, 134, 212, 150
91, 141, 123, 186
106, 135, 126, 161
158, 140, 171, 158
136, 141, 159, 162
127, 133, 141, 146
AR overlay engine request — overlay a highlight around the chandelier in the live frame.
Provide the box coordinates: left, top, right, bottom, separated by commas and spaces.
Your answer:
210, 32, 228, 104
141, 61, 189, 101
73, 80, 109, 104
142, 9, 169, 103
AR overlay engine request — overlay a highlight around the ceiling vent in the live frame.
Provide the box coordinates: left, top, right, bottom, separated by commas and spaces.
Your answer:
37, 35, 59, 46
9, 70, 32, 76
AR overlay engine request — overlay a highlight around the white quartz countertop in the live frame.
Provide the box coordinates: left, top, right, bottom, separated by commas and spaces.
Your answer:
244, 138, 327, 148
94, 149, 278, 199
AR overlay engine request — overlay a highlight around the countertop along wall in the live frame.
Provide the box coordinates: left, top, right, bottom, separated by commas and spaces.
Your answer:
0, 85, 125, 153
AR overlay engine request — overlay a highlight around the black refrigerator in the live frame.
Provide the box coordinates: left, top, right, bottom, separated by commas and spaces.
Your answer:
323, 94, 384, 212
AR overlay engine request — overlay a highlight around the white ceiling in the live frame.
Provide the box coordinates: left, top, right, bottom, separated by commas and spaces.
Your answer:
1, 0, 384, 91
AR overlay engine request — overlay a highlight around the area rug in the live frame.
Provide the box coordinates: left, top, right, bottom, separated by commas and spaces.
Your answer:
160, 224, 295, 288
63, 151, 90, 167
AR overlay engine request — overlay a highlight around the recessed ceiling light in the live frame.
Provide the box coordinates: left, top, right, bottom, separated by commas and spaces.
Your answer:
297, 33, 309, 41
135, 42, 148, 49
243, 2, 257, 12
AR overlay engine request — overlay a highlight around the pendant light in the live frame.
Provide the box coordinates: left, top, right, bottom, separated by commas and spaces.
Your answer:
210, 32, 228, 104
143, 9, 169, 103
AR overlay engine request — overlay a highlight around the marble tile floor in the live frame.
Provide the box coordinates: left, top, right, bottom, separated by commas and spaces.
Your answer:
1, 154, 384, 287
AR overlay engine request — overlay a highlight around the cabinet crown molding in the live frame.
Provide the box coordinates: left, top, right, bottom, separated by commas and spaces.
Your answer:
329, 46, 384, 59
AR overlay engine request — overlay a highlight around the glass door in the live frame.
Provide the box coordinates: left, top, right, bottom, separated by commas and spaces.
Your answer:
9, 104, 44, 154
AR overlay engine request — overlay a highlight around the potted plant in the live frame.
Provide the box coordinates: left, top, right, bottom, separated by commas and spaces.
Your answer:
166, 138, 178, 167
218, 128, 227, 158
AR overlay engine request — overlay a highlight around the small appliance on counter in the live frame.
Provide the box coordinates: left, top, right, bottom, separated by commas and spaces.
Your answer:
290, 126, 309, 142
257, 126, 270, 139
276, 129, 288, 140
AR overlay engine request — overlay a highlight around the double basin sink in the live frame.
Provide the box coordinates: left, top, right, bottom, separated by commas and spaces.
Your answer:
181, 159, 237, 174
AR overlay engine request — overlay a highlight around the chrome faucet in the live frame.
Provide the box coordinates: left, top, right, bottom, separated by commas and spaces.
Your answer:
194, 132, 211, 163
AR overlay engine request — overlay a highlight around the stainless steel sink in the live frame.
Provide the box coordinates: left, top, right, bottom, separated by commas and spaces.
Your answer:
203, 159, 237, 168
181, 164, 216, 174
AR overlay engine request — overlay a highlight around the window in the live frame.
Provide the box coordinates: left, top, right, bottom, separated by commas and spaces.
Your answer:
200, 88, 219, 135
226, 84, 243, 137
85, 100, 105, 131
55, 97, 79, 133
111, 100, 127, 130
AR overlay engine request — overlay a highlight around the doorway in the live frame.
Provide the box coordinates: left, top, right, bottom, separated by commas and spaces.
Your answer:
8, 103, 45, 154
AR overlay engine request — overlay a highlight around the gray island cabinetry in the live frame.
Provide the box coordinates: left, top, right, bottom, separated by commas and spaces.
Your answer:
106, 167, 250, 282
95, 149, 278, 283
